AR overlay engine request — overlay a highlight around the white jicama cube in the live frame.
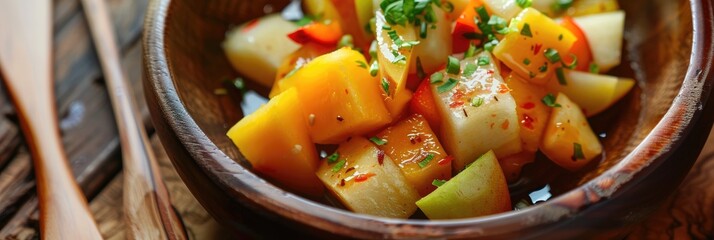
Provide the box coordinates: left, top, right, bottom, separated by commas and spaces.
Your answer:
540, 93, 603, 171
482, 0, 523, 20
431, 52, 522, 172
573, 11, 625, 72
316, 137, 419, 219
223, 14, 301, 87
546, 69, 635, 116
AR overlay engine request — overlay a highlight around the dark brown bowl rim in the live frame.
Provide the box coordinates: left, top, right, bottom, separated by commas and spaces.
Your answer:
143, 0, 714, 237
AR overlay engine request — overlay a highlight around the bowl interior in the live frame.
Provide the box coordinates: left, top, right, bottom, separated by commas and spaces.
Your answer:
155, 0, 696, 234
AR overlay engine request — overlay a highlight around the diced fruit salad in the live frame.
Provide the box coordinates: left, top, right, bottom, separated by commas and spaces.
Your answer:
223, 0, 632, 220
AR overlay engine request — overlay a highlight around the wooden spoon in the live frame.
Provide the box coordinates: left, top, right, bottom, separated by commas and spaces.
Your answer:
0, 0, 103, 239
80, 0, 188, 238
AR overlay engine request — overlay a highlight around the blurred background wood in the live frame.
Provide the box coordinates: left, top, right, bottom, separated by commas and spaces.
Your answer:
0, 0, 710, 238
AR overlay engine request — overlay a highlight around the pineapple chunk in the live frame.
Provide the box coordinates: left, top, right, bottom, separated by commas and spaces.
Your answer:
432, 51, 521, 172
482, 0, 523, 19
375, 10, 417, 97
540, 93, 603, 171
416, 151, 511, 219
316, 137, 419, 218
409, 6, 452, 75
223, 14, 300, 87
572, 11, 625, 72
493, 8, 577, 85
226, 88, 323, 196
376, 115, 452, 196
505, 74, 551, 153
274, 48, 391, 144
545, 69, 635, 117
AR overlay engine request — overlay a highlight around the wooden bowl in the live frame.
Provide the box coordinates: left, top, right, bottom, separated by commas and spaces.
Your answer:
143, 0, 714, 238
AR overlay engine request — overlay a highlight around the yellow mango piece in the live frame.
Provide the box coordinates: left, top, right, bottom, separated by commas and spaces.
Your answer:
375, 10, 416, 97
383, 87, 413, 119
271, 43, 333, 98
275, 48, 392, 144
317, 137, 420, 218
493, 8, 576, 85
540, 93, 603, 171
545, 69, 634, 117
226, 88, 323, 196
376, 115, 452, 197
504, 74, 551, 152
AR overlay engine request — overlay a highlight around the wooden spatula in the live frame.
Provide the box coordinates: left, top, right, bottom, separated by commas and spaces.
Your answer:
0, 0, 103, 239
80, 0, 188, 238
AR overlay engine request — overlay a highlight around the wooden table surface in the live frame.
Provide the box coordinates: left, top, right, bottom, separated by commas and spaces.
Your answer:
0, 0, 711, 239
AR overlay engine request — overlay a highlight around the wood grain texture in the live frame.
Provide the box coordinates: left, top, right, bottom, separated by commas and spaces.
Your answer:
0, 0, 102, 239
80, 0, 187, 238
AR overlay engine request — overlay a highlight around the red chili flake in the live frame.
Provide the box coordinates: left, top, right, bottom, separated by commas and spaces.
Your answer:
450, 101, 465, 108
354, 173, 376, 182
501, 119, 510, 130
533, 43, 543, 55
438, 155, 454, 165
487, 69, 495, 75
340, 179, 346, 186
242, 19, 260, 33
522, 102, 536, 110
377, 150, 385, 165
498, 84, 511, 93
345, 167, 356, 173
521, 114, 535, 130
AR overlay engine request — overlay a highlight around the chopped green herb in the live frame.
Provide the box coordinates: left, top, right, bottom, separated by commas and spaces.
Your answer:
520, 23, 533, 37
562, 53, 578, 69
552, 0, 574, 12
544, 48, 561, 63
558, 34, 563, 41
528, 71, 536, 78
477, 56, 490, 66
464, 43, 477, 58
476, 6, 490, 23
381, 77, 391, 96
332, 159, 346, 172
391, 51, 407, 64
418, 154, 435, 168
229, 77, 245, 92
294, 16, 313, 26
539, 62, 548, 73
437, 78, 459, 93
430, 72, 444, 84
555, 67, 567, 85
432, 179, 447, 187
516, 0, 532, 8
488, 16, 509, 34
484, 39, 499, 52
369, 61, 379, 77
356, 60, 368, 69
339, 35, 354, 48
523, 58, 531, 65
370, 137, 388, 146
462, 32, 483, 40
369, 40, 378, 59
463, 63, 478, 77
589, 63, 600, 73
541, 93, 562, 108
326, 152, 340, 164
364, 18, 375, 35
446, 56, 460, 75
419, 19, 428, 38
572, 143, 585, 160
472, 97, 485, 107
442, 1, 454, 13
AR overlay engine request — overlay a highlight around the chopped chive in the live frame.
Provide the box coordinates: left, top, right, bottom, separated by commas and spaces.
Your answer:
472, 97, 485, 107
484, 39, 499, 52
332, 159, 346, 172
430, 72, 444, 84
464, 43, 477, 58
552, 0, 574, 12
541, 93, 561, 108
544, 48, 561, 63
437, 78, 459, 93
539, 63, 548, 73
446, 56, 461, 75
477, 56, 490, 66
229, 77, 245, 92
528, 71, 536, 78
476, 6, 490, 23
462, 32, 483, 40
558, 34, 563, 41
369, 40, 378, 59
327, 152, 340, 164
488, 16, 509, 35
555, 67, 567, 85
381, 77, 391, 96
589, 63, 600, 73
418, 154, 435, 168
562, 53, 578, 69
432, 179, 447, 187
356, 60, 368, 69
369, 137, 388, 146
463, 63, 478, 77
364, 18, 375, 35
572, 143, 585, 160
339, 35, 354, 48
523, 58, 531, 65
520, 23, 533, 37
369, 61, 379, 77
294, 16, 313, 26
516, 0, 532, 8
